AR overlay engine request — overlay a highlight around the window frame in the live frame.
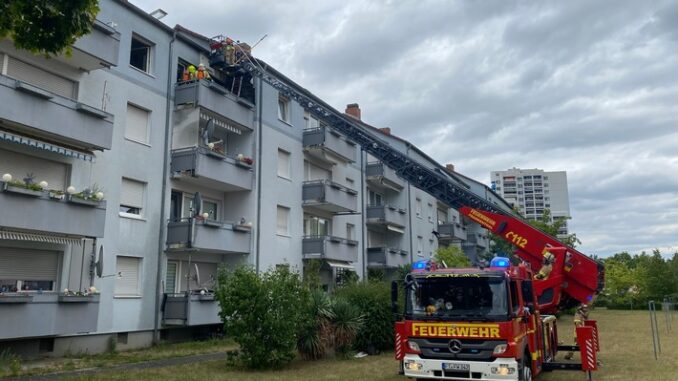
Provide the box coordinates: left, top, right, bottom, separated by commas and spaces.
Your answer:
277, 149, 291, 179
130, 34, 153, 74
278, 96, 290, 123
124, 103, 151, 145
276, 205, 290, 236
119, 177, 146, 219
115, 256, 142, 298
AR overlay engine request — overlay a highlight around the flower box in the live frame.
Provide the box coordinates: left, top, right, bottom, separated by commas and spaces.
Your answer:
205, 149, 226, 159
67, 195, 102, 207
233, 224, 252, 233
0, 294, 33, 303
58, 294, 97, 303
197, 294, 216, 301
202, 219, 223, 228
2, 183, 44, 197
234, 160, 252, 169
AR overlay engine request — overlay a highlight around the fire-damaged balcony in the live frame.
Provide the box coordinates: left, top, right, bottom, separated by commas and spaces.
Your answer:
302, 236, 359, 263
0, 182, 106, 238
162, 293, 220, 326
302, 180, 358, 214
0, 74, 114, 151
437, 223, 467, 243
366, 204, 407, 229
171, 147, 253, 191
303, 127, 356, 163
166, 218, 251, 254
367, 247, 410, 269
175, 80, 254, 128
58, 19, 121, 70
366, 162, 405, 191
0, 294, 100, 340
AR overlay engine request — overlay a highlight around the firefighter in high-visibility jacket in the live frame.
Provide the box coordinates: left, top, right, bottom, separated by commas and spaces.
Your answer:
534, 251, 555, 280
564, 304, 590, 360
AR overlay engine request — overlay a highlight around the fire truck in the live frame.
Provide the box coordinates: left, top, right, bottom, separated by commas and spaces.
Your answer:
227, 44, 603, 381
392, 207, 604, 381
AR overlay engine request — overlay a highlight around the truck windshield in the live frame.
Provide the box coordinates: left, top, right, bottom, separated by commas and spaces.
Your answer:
406, 275, 509, 321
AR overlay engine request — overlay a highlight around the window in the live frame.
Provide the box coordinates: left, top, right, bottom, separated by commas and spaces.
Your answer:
165, 261, 178, 294
417, 236, 423, 257
416, 198, 422, 217
304, 111, 320, 130
304, 214, 331, 237
277, 205, 290, 235
429, 239, 434, 256
278, 96, 290, 123
130, 35, 152, 73
277, 149, 291, 178
304, 160, 331, 181
203, 200, 218, 221
346, 223, 355, 240
0, 248, 58, 293
368, 190, 383, 206
428, 203, 434, 223
510, 281, 521, 315
181, 194, 195, 219
125, 103, 150, 144
115, 256, 141, 296
5, 56, 77, 99
0, 148, 68, 191
179, 193, 219, 220
120, 178, 146, 216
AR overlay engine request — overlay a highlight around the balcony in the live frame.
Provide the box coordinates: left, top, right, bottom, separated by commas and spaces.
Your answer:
171, 147, 253, 192
162, 293, 221, 326
302, 236, 359, 263
367, 247, 410, 269
365, 162, 404, 191
0, 74, 114, 151
366, 204, 407, 228
303, 127, 356, 163
175, 80, 254, 129
0, 183, 106, 237
0, 294, 99, 340
166, 218, 251, 254
302, 180, 358, 214
57, 19, 120, 70
468, 233, 489, 250
437, 223, 467, 243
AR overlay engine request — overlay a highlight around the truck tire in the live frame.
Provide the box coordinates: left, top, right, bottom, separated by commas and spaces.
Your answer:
519, 356, 532, 381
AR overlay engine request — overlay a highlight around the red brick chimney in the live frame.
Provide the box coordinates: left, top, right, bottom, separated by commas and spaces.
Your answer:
345, 103, 361, 120
445, 164, 455, 173
379, 127, 391, 135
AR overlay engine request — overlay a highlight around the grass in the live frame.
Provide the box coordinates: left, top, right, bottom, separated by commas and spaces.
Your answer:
13, 309, 678, 381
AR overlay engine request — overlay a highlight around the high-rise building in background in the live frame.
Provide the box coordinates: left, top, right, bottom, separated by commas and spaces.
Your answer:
490, 168, 571, 236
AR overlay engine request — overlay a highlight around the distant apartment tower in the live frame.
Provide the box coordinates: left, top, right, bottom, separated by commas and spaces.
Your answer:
491, 168, 570, 235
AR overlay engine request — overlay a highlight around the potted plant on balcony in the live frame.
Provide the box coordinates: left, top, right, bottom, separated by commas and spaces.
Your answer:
58, 287, 100, 303
196, 288, 216, 301
235, 153, 253, 168
66, 184, 105, 206
1, 173, 46, 197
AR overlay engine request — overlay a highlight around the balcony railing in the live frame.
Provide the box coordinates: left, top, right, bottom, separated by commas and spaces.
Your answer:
166, 217, 251, 254
0, 294, 99, 340
171, 147, 253, 191
59, 19, 121, 70
302, 235, 359, 263
303, 127, 356, 163
0, 182, 106, 237
365, 162, 404, 191
302, 180, 358, 214
0, 75, 114, 150
367, 247, 410, 269
175, 80, 254, 129
366, 204, 407, 228
437, 222, 467, 242
162, 293, 221, 326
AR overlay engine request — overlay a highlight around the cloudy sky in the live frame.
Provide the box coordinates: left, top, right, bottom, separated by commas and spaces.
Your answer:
133, 0, 678, 257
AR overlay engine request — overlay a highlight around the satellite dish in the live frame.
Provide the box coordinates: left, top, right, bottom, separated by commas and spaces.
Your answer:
201, 119, 215, 146
96, 246, 104, 278
194, 263, 201, 286
193, 192, 202, 216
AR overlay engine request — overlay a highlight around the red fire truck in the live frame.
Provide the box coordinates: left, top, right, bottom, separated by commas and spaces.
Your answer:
393, 207, 604, 381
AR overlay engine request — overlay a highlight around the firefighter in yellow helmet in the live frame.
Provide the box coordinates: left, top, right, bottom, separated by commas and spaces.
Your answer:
534, 251, 556, 280
564, 304, 590, 360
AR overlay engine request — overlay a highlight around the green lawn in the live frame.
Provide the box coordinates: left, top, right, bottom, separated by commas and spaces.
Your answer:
22, 310, 678, 381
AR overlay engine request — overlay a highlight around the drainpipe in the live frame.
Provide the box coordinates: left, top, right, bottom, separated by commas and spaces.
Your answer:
406, 144, 414, 263
254, 73, 264, 273
360, 149, 366, 279
153, 29, 176, 345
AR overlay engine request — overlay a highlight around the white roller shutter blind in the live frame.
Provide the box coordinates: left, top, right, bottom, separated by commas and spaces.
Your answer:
6, 56, 76, 99
115, 256, 141, 296
277, 149, 290, 178
165, 261, 177, 294
0, 148, 68, 190
0, 248, 58, 281
125, 104, 150, 143
0, 53, 5, 74
277, 206, 289, 235
120, 178, 145, 209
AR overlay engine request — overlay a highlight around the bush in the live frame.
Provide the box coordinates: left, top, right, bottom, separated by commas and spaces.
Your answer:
332, 298, 364, 356
297, 289, 335, 360
434, 245, 471, 268
335, 282, 393, 354
216, 265, 308, 369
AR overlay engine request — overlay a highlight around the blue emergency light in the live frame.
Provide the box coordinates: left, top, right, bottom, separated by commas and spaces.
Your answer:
412, 260, 427, 270
490, 257, 510, 268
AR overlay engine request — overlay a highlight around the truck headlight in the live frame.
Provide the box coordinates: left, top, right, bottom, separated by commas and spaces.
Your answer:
491, 364, 516, 375
493, 344, 508, 354
405, 360, 423, 371
408, 340, 421, 352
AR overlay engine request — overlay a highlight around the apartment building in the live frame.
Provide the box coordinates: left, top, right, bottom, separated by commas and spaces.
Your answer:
0, 0, 509, 357
491, 168, 571, 235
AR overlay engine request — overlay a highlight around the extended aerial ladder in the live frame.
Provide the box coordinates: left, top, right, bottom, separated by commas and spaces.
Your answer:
226, 50, 603, 312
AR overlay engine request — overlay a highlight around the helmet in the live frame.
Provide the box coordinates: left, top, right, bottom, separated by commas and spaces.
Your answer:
543, 251, 555, 265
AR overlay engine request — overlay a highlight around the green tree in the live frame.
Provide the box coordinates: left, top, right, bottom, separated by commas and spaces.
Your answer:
0, 1, 100, 56
434, 245, 471, 268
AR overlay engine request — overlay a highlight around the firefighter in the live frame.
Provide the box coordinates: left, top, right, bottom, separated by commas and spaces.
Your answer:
564, 304, 590, 360
224, 38, 236, 65
534, 251, 556, 280
187, 64, 197, 80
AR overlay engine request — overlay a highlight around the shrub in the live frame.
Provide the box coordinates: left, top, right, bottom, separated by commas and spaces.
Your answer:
297, 289, 335, 360
335, 282, 393, 354
332, 298, 364, 356
216, 265, 308, 369
434, 245, 471, 268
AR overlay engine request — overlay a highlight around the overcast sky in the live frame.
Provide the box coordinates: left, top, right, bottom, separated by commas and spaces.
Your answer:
133, 0, 678, 257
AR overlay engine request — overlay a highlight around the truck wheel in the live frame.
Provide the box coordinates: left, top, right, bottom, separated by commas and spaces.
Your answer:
519, 356, 532, 381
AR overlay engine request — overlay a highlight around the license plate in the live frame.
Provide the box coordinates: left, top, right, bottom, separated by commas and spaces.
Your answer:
442, 363, 470, 371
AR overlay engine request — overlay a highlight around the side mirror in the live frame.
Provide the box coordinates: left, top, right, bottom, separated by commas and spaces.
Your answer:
391, 281, 399, 314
